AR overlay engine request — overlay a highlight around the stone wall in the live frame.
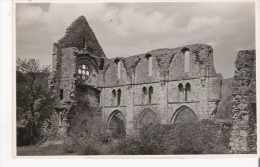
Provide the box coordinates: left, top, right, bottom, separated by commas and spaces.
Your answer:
49, 16, 107, 136
229, 50, 256, 153
49, 16, 223, 140
102, 74, 222, 135
56, 16, 106, 59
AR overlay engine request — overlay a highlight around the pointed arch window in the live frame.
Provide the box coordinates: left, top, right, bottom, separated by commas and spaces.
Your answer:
178, 83, 184, 101
149, 57, 152, 76
117, 89, 121, 106
142, 87, 147, 104
149, 86, 153, 104
145, 54, 153, 76
112, 89, 116, 106
185, 83, 191, 101
117, 61, 121, 79
115, 59, 121, 79
184, 51, 190, 72
181, 48, 190, 73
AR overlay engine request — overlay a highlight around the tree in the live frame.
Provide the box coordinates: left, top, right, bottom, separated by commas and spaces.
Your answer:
16, 58, 56, 146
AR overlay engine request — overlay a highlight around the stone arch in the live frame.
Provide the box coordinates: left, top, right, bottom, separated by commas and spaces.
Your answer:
77, 54, 99, 74
137, 108, 159, 129
170, 105, 199, 124
107, 110, 126, 139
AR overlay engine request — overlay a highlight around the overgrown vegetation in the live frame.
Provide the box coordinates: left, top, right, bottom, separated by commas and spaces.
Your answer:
16, 58, 231, 154
62, 118, 230, 155
16, 58, 58, 146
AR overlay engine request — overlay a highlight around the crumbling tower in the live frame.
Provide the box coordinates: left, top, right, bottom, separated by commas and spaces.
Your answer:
48, 16, 107, 136
229, 50, 256, 153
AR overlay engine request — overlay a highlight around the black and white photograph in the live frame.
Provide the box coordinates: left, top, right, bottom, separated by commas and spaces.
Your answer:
14, 2, 257, 156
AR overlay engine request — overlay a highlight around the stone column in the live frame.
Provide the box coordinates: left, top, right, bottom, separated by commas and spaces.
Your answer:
126, 84, 134, 137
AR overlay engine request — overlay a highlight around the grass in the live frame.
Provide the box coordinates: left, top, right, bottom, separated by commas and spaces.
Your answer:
17, 145, 76, 156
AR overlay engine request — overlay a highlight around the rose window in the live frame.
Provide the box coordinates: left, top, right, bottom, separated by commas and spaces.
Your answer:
77, 64, 90, 81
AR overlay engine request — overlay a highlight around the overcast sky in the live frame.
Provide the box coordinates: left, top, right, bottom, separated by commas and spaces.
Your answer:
16, 2, 255, 78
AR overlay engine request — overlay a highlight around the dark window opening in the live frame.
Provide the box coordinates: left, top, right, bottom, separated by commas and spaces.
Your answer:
117, 89, 121, 106
100, 58, 104, 70
83, 37, 87, 48
145, 54, 152, 60
185, 83, 191, 101
60, 89, 63, 100
145, 54, 153, 76
142, 87, 147, 104
114, 59, 121, 79
178, 83, 184, 101
149, 86, 153, 104
178, 83, 184, 91
112, 89, 116, 106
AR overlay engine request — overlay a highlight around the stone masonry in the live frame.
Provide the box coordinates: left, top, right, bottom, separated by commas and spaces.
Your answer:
48, 16, 256, 153
229, 50, 256, 153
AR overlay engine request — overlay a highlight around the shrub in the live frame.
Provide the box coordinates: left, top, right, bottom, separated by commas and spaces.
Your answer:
64, 135, 100, 155
63, 118, 229, 155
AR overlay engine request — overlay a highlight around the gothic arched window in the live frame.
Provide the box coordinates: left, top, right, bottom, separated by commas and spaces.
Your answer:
181, 47, 190, 73
145, 54, 152, 76
149, 86, 153, 104
142, 87, 147, 104
78, 64, 90, 81
114, 59, 121, 79
178, 83, 184, 101
184, 51, 190, 72
185, 82, 191, 101
112, 89, 116, 106
117, 89, 121, 106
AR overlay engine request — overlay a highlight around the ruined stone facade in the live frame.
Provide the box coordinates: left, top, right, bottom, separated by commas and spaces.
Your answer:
48, 16, 224, 138
49, 16, 258, 153
229, 50, 256, 153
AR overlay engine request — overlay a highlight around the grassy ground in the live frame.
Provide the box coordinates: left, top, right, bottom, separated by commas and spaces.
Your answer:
17, 145, 76, 156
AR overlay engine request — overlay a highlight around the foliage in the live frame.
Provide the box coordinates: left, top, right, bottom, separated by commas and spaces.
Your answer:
109, 123, 205, 155
64, 118, 230, 155
16, 58, 57, 146
149, 123, 204, 154
63, 113, 107, 155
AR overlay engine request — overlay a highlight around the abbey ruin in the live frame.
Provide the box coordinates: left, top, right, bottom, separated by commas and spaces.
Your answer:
48, 16, 256, 154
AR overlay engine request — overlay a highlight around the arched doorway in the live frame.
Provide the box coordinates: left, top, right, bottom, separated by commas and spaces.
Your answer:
107, 110, 126, 139
171, 106, 199, 124
137, 108, 159, 130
